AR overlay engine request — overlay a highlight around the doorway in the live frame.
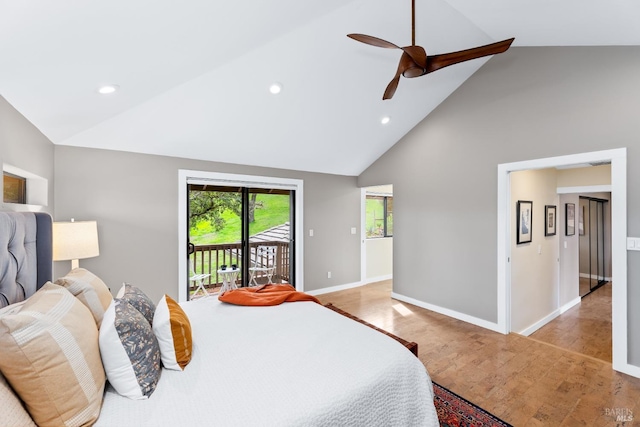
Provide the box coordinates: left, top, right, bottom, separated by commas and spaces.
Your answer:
579, 196, 609, 297
361, 185, 393, 284
497, 147, 632, 377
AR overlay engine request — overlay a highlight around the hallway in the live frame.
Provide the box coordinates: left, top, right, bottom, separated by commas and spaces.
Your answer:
529, 283, 612, 362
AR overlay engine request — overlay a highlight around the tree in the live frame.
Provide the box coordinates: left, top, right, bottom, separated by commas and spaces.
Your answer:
189, 190, 265, 236
189, 191, 242, 230
248, 193, 258, 223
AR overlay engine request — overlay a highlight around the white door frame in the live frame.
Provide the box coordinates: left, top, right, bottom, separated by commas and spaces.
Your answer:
178, 170, 304, 302
497, 147, 637, 377
360, 188, 367, 282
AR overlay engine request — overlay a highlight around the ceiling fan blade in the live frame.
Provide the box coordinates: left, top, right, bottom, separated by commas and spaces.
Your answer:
383, 53, 412, 100
383, 76, 401, 100
347, 34, 401, 49
425, 38, 515, 74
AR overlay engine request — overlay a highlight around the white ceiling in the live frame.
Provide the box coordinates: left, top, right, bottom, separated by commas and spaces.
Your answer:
1, 0, 639, 176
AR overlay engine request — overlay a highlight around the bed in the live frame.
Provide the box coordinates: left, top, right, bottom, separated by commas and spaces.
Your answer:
0, 212, 438, 427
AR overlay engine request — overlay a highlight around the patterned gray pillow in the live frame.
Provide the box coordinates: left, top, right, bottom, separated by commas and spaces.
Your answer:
99, 299, 162, 399
117, 283, 155, 326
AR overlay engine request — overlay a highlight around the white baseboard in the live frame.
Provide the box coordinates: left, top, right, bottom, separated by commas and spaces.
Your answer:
306, 281, 364, 296
615, 362, 640, 379
519, 311, 561, 337
518, 297, 581, 337
306, 275, 393, 296
579, 273, 612, 282
390, 292, 503, 333
363, 274, 392, 284
560, 297, 581, 314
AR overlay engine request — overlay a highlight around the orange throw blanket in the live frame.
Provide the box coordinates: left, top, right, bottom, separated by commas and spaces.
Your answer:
218, 284, 320, 306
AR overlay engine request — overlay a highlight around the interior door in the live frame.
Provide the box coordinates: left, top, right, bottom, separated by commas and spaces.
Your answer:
579, 197, 607, 297
589, 199, 606, 291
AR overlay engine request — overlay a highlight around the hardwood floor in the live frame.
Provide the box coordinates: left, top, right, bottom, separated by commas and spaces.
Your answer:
530, 282, 612, 362
316, 281, 640, 426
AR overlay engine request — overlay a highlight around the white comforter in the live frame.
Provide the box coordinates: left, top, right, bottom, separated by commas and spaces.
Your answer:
96, 297, 438, 426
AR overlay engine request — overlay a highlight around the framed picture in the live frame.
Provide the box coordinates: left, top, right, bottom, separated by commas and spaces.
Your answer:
517, 200, 533, 244
545, 205, 557, 236
579, 205, 585, 235
566, 203, 575, 236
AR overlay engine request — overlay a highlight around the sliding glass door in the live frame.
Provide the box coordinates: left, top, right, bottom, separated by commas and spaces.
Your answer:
187, 184, 294, 299
247, 188, 294, 288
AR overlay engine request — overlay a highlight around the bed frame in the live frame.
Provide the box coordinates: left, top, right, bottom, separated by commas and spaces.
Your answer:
0, 212, 52, 308
324, 303, 419, 356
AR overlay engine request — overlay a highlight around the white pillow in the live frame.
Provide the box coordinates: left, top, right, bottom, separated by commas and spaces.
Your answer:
99, 299, 162, 400
153, 295, 193, 371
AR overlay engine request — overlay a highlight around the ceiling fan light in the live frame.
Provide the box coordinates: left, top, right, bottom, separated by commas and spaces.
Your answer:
269, 83, 283, 95
402, 67, 427, 78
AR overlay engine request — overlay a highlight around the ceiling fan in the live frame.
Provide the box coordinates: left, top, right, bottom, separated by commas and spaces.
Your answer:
347, 0, 514, 100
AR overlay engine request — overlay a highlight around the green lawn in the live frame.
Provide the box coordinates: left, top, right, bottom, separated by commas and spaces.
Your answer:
190, 193, 290, 245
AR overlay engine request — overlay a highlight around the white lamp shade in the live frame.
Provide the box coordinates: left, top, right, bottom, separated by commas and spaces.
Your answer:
53, 221, 100, 261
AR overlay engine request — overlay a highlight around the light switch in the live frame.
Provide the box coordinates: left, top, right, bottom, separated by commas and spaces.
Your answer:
309, 229, 314, 237
627, 237, 640, 251
350, 227, 357, 235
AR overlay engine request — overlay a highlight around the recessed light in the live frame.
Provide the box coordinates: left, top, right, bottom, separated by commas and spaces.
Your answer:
381, 116, 391, 125
97, 84, 119, 95
269, 82, 283, 95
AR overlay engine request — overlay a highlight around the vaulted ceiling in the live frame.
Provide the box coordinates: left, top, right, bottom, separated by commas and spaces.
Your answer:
1, 0, 639, 175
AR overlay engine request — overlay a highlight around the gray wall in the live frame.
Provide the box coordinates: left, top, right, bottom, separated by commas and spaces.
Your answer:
53, 146, 361, 303
358, 46, 640, 364
0, 96, 54, 215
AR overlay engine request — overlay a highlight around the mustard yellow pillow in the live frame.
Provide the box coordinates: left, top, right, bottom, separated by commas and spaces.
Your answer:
55, 267, 113, 328
152, 295, 193, 370
0, 282, 105, 427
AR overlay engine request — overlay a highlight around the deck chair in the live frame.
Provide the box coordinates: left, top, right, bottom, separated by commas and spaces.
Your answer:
190, 259, 211, 298
248, 246, 277, 286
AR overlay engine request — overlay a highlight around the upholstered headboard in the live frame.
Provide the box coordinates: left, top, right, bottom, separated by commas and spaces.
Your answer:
0, 212, 52, 308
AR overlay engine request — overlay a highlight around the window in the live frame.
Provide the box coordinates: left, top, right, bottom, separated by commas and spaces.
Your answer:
366, 195, 393, 238
3, 172, 27, 204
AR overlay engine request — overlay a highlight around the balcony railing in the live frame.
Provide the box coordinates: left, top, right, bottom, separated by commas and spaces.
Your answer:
189, 241, 290, 293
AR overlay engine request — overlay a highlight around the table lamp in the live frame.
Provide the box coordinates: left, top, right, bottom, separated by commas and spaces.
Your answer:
53, 219, 100, 270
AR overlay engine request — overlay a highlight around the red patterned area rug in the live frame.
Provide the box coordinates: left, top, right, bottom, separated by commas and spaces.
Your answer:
433, 382, 513, 427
